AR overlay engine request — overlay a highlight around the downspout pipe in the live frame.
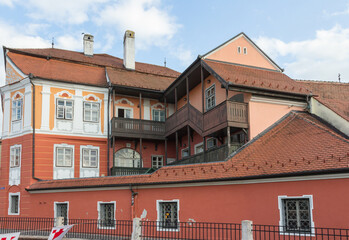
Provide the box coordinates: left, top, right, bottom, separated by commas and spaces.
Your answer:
130, 184, 138, 219
107, 86, 111, 175
29, 73, 41, 181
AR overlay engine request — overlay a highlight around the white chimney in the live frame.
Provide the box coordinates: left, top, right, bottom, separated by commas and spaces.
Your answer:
83, 34, 94, 56
123, 30, 135, 70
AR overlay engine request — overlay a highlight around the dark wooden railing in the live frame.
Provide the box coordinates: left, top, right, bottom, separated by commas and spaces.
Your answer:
111, 167, 155, 176
111, 118, 165, 140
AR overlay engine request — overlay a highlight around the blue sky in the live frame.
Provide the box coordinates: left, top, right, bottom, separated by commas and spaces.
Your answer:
1, 0, 349, 83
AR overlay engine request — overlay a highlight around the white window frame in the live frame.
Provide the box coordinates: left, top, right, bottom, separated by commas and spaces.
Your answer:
194, 142, 204, 154
54, 144, 74, 168
81, 146, 99, 168
152, 109, 165, 122
243, 47, 247, 55
54, 201, 69, 225
12, 99, 23, 122
156, 199, 180, 231
8, 192, 20, 215
206, 138, 217, 149
10, 145, 21, 168
83, 102, 100, 122
278, 195, 315, 236
115, 106, 133, 118
181, 148, 189, 158
97, 201, 116, 229
205, 84, 215, 111
152, 155, 164, 168
56, 99, 74, 120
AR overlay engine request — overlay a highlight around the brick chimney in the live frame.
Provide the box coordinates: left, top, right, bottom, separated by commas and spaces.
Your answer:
123, 30, 135, 70
83, 34, 94, 56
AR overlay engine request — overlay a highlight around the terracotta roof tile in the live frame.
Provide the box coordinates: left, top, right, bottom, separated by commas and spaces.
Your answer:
27, 111, 349, 191
203, 59, 310, 95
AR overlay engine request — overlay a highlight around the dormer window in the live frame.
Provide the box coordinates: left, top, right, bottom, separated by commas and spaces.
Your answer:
12, 99, 22, 121
237, 46, 241, 54
243, 47, 247, 55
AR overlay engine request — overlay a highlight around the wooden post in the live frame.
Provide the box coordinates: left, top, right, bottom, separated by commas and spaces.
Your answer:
227, 126, 231, 151
187, 125, 191, 156
175, 87, 177, 111
112, 136, 116, 167
175, 131, 178, 161
164, 97, 167, 119
203, 136, 206, 162
139, 92, 142, 134
165, 138, 167, 165
186, 76, 189, 107
112, 89, 115, 117
139, 138, 142, 168
201, 66, 205, 113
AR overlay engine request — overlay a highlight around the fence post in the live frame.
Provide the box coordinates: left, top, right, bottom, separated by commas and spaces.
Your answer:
131, 218, 142, 240
55, 217, 64, 227
241, 220, 253, 240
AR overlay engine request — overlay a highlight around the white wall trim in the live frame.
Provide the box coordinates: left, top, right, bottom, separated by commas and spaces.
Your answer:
54, 201, 69, 224
53, 143, 75, 180
80, 145, 100, 178
115, 98, 134, 106
97, 201, 116, 229
156, 199, 180, 231
8, 192, 20, 215
250, 96, 307, 108
9, 144, 22, 186
41, 85, 51, 131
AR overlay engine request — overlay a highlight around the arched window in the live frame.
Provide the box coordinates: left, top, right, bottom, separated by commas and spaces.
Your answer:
114, 148, 141, 168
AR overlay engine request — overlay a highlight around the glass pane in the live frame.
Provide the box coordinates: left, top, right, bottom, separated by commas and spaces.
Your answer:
85, 110, 91, 121
92, 111, 98, 121
66, 101, 73, 107
58, 100, 64, 106
84, 102, 91, 109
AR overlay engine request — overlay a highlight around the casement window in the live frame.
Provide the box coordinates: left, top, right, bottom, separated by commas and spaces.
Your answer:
153, 109, 165, 122
56, 147, 73, 167
181, 148, 189, 158
84, 102, 99, 122
57, 99, 73, 120
243, 47, 247, 55
8, 193, 20, 215
237, 46, 241, 54
157, 201, 179, 230
152, 155, 164, 168
207, 138, 217, 149
55, 202, 68, 225
205, 85, 215, 111
82, 148, 98, 168
194, 142, 204, 154
279, 196, 314, 234
10, 146, 21, 168
12, 99, 22, 121
98, 202, 115, 228
117, 108, 132, 118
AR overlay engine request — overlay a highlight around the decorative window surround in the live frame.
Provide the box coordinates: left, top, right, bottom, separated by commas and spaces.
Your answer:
23, 84, 32, 131
9, 144, 21, 186
115, 106, 133, 118
11, 91, 24, 134
156, 199, 180, 231
97, 201, 116, 229
54, 90, 75, 133
83, 94, 102, 134
278, 195, 314, 235
40, 85, 51, 131
54, 201, 69, 225
115, 98, 134, 106
8, 192, 20, 215
53, 144, 75, 180
80, 145, 100, 178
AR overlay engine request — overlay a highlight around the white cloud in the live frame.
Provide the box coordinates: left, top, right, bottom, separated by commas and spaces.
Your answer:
328, 3, 349, 16
55, 34, 82, 51
95, 0, 181, 49
169, 45, 194, 67
255, 25, 349, 82
0, 0, 18, 7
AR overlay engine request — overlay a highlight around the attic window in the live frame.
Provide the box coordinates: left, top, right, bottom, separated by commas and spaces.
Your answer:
237, 47, 241, 54
243, 47, 247, 55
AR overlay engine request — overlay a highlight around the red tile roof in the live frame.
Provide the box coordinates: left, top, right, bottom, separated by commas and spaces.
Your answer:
203, 59, 310, 95
296, 80, 349, 121
26, 111, 349, 191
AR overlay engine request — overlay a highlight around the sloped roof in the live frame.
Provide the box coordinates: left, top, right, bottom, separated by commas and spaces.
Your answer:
203, 59, 310, 95
296, 80, 349, 121
27, 111, 349, 191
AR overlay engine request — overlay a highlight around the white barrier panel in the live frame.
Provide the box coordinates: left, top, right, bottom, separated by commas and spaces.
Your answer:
48, 225, 74, 240
0, 232, 20, 240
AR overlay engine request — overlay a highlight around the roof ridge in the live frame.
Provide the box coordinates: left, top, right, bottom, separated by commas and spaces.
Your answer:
295, 79, 349, 85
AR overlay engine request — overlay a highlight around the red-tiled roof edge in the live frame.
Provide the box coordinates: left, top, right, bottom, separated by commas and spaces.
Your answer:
314, 97, 349, 124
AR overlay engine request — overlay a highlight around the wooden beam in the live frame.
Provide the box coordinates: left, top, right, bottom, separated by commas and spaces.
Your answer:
201, 65, 205, 114
187, 125, 191, 157
112, 89, 115, 117
227, 126, 231, 149
164, 97, 167, 119
175, 87, 178, 111
139, 138, 143, 167
165, 138, 167, 165
175, 131, 178, 161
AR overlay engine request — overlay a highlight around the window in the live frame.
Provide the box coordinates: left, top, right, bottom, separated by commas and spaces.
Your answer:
153, 109, 165, 122
57, 99, 73, 120
114, 148, 141, 168
56, 147, 73, 167
194, 142, 204, 154
82, 149, 98, 168
205, 85, 215, 110
98, 202, 115, 228
181, 148, 189, 158
207, 138, 217, 149
152, 156, 164, 168
10, 146, 20, 168
243, 47, 247, 55
12, 99, 22, 121
158, 201, 179, 229
55, 202, 68, 225
117, 108, 132, 118
9, 193, 19, 215
237, 46, 241, 54
279, 196, 314, 234
84, 102, 99, 122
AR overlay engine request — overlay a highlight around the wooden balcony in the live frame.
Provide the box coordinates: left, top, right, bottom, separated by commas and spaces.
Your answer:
165, 100, 248, 137
111, 117, 165, 140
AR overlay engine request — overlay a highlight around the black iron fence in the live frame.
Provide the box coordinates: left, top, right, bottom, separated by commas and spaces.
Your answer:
140, 221, 241, 239
253, 224, 349, 240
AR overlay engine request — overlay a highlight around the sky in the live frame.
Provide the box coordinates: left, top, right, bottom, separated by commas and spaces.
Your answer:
1, 0, 349, 87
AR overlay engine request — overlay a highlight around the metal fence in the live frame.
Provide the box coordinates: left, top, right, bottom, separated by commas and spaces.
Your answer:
253, 224, 349, 240
0, 217, 133, 240
140, 221, 241, 240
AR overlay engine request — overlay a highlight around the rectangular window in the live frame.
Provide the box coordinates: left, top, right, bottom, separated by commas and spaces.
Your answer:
205, 85, 215, 111
84, 102, 100, 122
10, 147, 20, 168
194, 142, 204, 154
158, 201, 178, 229
152, 156, 164, 168
181, 148, 189, 158
57, 99, 73, 120
207, 138, 217, 149
117, 108, 132, 118
283, 199, 311, 232
99, 203, 115, 228
9, 194, 19, 215
56, 147, 73, 167
243, 47, 247, 55
153, 109, 165, 122
55, 203, 68, 225
82, 149, 98, 168
12, 99, 22, 121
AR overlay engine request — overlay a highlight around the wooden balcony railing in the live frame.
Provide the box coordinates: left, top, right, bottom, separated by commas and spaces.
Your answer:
111, 167, 155, 176
111, 118, 165, 140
